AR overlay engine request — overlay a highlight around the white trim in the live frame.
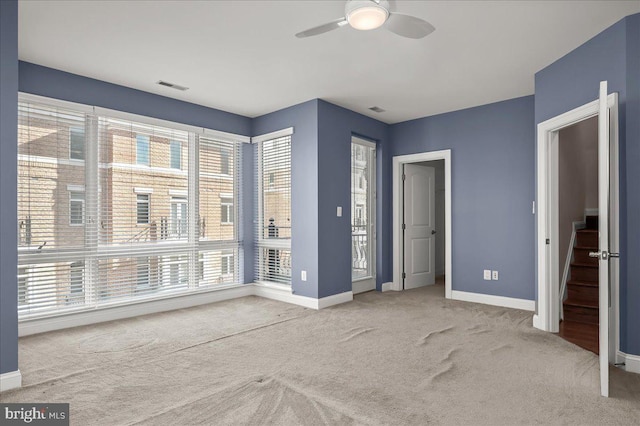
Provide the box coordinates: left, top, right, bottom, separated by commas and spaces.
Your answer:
168, 189, 187, 197
66, 184, 85, 192
251, 127, 294, 144
381, 282, 393, 292
535, 93, 619, 340
19, 92, 251, 143
318, 291, 353, 309
617, 351, 640, 375
134, 187, 154, 194
219, 192, 233, 198
584, 208, 599, 217
352, 136, 377, 148
352, 278, 375, 295
0, 370, 22, 392
19, 285, 253, 336
451, 290, 535, 311
392, 149, 452, 298
19, 92, 95, 114
19, 283, 356, 336
559, 221, 585, 320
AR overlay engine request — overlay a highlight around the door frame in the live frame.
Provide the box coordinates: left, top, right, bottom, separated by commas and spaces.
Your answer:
392, 150, 452, 298
534, 94, 619, 362
351, 136, 377, 294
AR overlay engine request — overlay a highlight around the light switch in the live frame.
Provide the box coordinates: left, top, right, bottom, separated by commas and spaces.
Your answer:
301, 270, 307, 281
483, 270, 491, 280
337, 206, 342, 217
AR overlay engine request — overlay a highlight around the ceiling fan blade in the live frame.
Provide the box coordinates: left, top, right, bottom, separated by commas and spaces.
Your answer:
295, 18, 348, 38
385, 13, 435, 39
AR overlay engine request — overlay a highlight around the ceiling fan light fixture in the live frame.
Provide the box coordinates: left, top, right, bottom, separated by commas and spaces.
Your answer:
346, 1, 389, 31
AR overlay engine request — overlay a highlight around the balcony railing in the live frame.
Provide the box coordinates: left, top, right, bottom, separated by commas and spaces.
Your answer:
352, 225, 369, 280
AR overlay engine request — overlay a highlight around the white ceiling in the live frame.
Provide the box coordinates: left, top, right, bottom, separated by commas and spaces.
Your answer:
18, 1, 640, 124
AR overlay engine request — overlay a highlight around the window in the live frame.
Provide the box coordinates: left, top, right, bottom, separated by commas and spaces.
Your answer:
136, 135, 150, 165
221, 197, 233, 224
255, 130, 292, 285
69, 127, 84, 160
136, 258, 150, 290
170, 140, 181, 169
69, 191, 85, 225
136, 194, 150, 225
220, 148, 230, 175
67, 262, 84, 305
18, 96, 245, 319
221, 252, 234, 276
170, 197, 187, 238
351, 138, 376, 281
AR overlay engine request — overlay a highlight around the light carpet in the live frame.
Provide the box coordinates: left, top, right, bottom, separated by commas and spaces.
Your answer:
2, 283, 639, 425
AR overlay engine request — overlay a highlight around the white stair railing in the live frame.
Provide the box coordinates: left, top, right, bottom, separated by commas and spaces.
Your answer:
560, 221, 585, 320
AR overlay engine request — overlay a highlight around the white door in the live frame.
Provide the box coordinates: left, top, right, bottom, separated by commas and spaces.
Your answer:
592, 81, 611, 397
403, 164, 436, 289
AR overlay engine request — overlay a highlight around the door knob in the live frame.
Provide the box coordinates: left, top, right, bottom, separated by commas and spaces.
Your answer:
431, 230, 436, 235
589, 251, 620, 260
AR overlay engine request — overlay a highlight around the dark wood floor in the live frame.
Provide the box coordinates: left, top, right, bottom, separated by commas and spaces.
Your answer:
557, 320, 599, 354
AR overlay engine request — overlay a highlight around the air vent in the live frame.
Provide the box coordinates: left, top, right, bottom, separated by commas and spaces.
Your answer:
156, 80, 189, 91
368, 106, 385, 113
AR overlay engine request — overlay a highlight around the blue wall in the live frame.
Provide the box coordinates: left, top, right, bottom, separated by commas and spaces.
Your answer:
390, 96, 536, 301
252, 100, 320, 298
317, 100, 390, 297
19, 62, 251, 137
535, 13, 639, 355
0, 0, 19, 376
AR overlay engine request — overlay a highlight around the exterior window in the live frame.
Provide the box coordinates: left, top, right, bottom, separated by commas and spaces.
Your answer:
136, 135, 150, 166
256, 133, 292, 285
220, 148, 230, 175
18, 267, 28, 306
170, 141, 181, 169
137, 194, 150, 224
221, 253, 233, 276
70, 127, 85, 160
170, 197, 187, 238
67, 262, 84, 304
136, 258, 150, 290
69, 191, 85, 225
221, 198, 233, 224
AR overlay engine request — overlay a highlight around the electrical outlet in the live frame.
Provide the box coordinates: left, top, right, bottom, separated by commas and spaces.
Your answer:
301, 270, 307, 281
483, 270, 491, 280
492, 270, 499, 280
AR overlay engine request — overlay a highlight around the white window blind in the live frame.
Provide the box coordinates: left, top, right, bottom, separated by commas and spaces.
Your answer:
255, 132, 292, 285
17, 96, 245, 319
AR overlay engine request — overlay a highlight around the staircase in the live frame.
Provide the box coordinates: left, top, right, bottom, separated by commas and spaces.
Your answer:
558, 215, 599, 354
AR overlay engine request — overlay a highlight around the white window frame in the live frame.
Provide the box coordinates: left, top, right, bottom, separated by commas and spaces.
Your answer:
220, 196, 234, 225
136, 134, 150, 166
69, 126, 85, 161
17, 92, 251, 325
170, 140, 182, 170
252, 128, 293, 286
136, 194, 150, 225
69, 191, 85, 226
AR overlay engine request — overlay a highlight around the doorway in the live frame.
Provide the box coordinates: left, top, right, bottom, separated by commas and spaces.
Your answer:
351, 137, 376, 294
535, 86, 619, 397
392, 150, 452, 298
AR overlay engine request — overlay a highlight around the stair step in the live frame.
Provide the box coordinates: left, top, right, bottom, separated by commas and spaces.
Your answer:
585, 215, 599, 230
558, 320, 598, 354
576, 229, 598, 247
567, 279, 598, 288
573, 247, 599, 265
563, 301, 599, 324
567, 283, 598, 305
570, 263, 599, 283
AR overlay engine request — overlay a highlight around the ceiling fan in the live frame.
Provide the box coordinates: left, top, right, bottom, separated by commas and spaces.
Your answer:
295, 0, 435, 39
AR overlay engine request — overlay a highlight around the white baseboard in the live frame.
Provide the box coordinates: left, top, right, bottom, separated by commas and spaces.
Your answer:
451, 290, 535, 312
0, 370, 22, 392
318, 291, 353, 309
352, 279, 375, 295
532, 314, 545, 330
617, 351, 640, 374
253, 283, 352, 310
19, 285, 254, 337
381, 282, 393, 292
